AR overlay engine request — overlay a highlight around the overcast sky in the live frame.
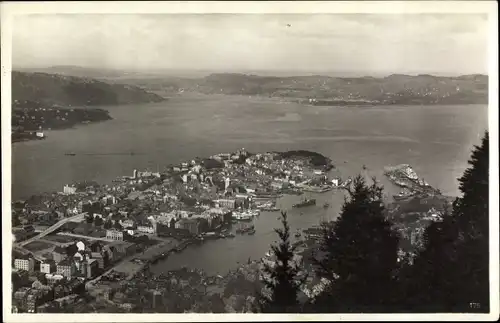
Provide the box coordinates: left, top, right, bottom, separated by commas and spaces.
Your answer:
12, 14, 489, 75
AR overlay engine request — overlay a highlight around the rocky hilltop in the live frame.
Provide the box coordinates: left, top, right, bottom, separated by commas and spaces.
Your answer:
275, 150, 333, 170
12, 71, 166, 107
11, 71, 167, 143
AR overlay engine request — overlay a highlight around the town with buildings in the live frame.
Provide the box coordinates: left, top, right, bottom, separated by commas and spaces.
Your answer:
11, 146, 448, 313
11, 148, 351, 313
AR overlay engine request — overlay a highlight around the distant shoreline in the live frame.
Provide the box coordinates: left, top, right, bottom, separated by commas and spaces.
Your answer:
13, 69, 488, 107
11, 118, 113, 144
11, 93, 487, 144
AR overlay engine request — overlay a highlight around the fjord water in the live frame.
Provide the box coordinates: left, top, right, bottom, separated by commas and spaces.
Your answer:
12, 94, 488, 275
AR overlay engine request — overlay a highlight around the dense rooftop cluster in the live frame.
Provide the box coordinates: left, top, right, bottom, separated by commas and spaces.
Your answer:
11, 148, 338, 313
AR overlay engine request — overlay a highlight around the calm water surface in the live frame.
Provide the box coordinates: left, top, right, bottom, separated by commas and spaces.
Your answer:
12, 94, 488, 275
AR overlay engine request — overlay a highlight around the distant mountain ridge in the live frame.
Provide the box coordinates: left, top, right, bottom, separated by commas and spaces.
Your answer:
15, 67, 488, 105
123, 72, 488, 105
12, 71, 166, 108
186, 73, 488, 105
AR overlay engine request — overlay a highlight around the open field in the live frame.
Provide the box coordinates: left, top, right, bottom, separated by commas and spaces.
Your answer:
43, 234, 79, 243
23, 240, 54, 252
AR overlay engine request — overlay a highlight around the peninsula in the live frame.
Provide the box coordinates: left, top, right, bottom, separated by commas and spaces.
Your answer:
11, 148, 449, 313
12, 148, 337, 314
11, 71, 167, 143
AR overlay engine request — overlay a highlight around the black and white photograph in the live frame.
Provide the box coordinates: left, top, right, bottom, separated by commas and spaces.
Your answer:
2, 1, 498, 321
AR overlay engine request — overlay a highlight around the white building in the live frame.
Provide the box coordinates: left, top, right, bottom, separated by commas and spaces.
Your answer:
45, 274, 64, 285
121, 219, 135, 228
106, 230, 124, 241
102, 195, 117, 205
215, 199, 236, 209
76, 240, 86, 251
137, 225, 155, 234
14, 258, 31, 271
63, 185, 77, 195
40, 261, 56, 274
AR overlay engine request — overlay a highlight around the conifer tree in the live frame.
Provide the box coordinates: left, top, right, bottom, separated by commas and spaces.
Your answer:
312, 175, 400, 312
103, 219, 113, 229
258, 211, 305, 313
409, 131, 489, 312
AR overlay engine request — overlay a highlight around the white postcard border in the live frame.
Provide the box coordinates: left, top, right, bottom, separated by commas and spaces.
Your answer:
1, 1, 498, 322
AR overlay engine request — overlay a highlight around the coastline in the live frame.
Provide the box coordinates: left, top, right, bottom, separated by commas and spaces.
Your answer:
11, 107, 114, 144
11, 146, 454, 313
11, 118, 113, 144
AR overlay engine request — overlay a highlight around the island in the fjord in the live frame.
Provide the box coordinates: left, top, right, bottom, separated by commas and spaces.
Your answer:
11, 71, 167, 143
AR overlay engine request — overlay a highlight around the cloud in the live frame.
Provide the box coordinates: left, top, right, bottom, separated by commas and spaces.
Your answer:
11, 13, 489, 74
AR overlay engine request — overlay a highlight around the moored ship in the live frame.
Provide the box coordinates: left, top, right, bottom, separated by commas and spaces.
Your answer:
292, 198, 316, 208
262, 206, 280, 212
236, 224, 255, 234
336, 177, 352, 189
232, 211, 253, 222
393, 192, 417, 201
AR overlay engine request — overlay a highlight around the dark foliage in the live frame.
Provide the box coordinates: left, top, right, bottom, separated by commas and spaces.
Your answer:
405, 132, 490, 312
311, 175, 400, 312
277, 150, 330, 166
113, 220, 123, 231
202, 158, 225, 170
258, 211, 305, 313
94, 216, 104, 227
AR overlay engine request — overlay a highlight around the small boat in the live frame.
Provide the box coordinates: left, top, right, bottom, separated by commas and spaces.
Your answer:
292, 198, 316, 208
65, 153, 76, 156
232, 211, 253, 222
393, 193, 416, 201
339, 178, 353, 189
256, 202, 273, 209
249, 209, 260, 216
236, 224, 254, 234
